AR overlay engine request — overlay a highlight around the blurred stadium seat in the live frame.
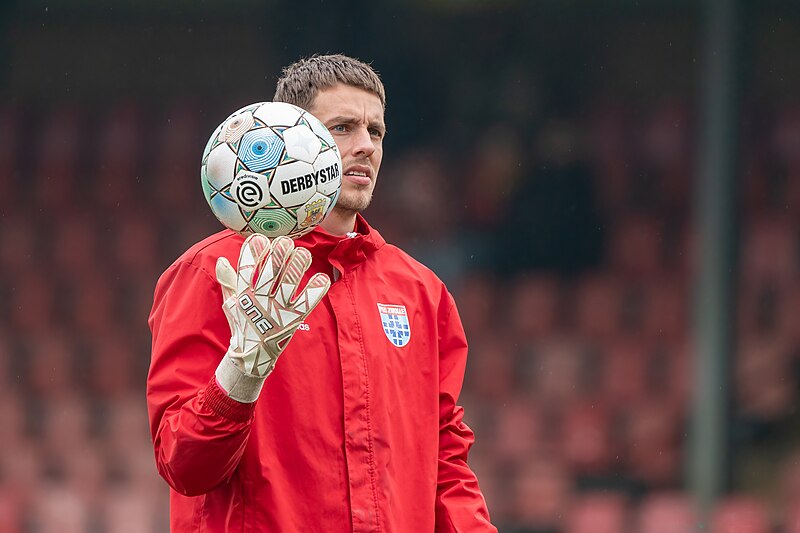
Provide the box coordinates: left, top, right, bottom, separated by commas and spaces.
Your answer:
635, 491, 699, 533
563, 491, 629, 533
710, 495, 772, 533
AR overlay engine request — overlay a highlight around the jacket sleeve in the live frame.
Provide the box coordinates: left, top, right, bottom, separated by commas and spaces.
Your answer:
146, 260, 256, 496
435, 293, 498, 532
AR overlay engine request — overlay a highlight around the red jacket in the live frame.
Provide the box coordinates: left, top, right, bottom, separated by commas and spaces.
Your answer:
147, 215, 496, 532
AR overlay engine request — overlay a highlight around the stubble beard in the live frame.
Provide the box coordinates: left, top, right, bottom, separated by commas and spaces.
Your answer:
333, 185, 373, 214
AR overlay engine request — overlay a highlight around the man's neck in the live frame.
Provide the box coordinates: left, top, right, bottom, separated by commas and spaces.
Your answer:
320, 207, 358, 236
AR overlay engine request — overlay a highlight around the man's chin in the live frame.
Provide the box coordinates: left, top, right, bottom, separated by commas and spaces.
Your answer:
333, 193, 372, 214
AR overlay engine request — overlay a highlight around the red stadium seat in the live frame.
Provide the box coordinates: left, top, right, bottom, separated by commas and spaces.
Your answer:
620, 399, 682, 487
783, 499, 800, 533
608, 214, 665, 280
70, 274, 115, 334
635, 99, 692, 211
572, 274, 623, 341
464, 338, 516, 400
25, 332, 76, 399
0, 214, 35, 275
600, 337, 650, 408
587, 102, 633, 213
52, 214, 99, 276
152, 102, 203, 212
33, 104, 83, 212
103, 395, 154, 459
0, 442, 41, 505
39, 394, 93, 456
9, 270, 56, 334
735, 333, 795, 422
532, 338, 589, 406
113, 215, 159, 275
711, 495, 771, 533
57, 443, 107, 501
781, 453, 800, 510
509, 275, 562, 340
740, 216, 797, 286
560, 399, 614, 476
85, 330, 136, 396
91, 102, 145, 210
564, 491, 629, 533
0, 392, 28, 450
453, 273, 498, 342
28, 481, 91, 533
640, 277, 688, 342
492, 396, 543, 463
635, 491, 698, 533
510, 457, 571, 531
0, 486, 23, 533
101, 483, 168, 533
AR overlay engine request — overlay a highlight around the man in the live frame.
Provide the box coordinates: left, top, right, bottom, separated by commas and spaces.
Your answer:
147, 54, 496, 532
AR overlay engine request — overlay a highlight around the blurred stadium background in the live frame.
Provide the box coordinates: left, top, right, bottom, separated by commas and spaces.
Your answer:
0, 0, 798, 531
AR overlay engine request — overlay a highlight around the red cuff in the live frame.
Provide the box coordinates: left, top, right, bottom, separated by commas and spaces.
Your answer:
202, 378, 257, 422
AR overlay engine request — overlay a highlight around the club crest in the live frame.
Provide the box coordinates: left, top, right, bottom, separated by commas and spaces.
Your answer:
377, 303, 411, 347
299, 198, 327, 229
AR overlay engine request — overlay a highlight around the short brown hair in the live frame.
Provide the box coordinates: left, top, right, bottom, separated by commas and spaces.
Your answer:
274, 54, 386, 111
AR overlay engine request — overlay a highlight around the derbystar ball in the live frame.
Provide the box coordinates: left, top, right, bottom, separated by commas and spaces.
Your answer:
201, 101, 342, 238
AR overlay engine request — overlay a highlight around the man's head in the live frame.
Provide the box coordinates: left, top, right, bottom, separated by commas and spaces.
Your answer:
275, 55, 386, 230
274, 54, 386, 111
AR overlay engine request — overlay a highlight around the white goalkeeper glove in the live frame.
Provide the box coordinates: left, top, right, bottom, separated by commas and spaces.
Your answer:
214, 234, 331, 402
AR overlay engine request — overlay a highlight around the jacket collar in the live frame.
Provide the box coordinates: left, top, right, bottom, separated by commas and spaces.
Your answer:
296, 214, 385, 271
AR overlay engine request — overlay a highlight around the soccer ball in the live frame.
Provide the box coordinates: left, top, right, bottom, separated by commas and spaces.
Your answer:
201, 101, 341, 238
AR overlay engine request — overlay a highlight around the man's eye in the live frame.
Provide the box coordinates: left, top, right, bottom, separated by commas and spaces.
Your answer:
331, 125, 347, 132
369, 129, 383, 138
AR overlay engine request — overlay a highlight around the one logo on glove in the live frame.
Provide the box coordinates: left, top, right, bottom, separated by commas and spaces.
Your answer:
377, 303, 411, 347
239, 294, 273, 334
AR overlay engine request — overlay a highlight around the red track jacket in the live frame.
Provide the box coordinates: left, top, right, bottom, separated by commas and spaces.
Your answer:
147, 215, 496, 532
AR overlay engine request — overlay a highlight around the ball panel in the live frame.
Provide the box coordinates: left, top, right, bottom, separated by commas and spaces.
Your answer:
201, 169, 215, 202
248, 208, 298, 238
269, 160, 316, 208
313, 148, 343, 197
238, 128, 284, 173
305, 113, 336, 148
205, 143, 239, 190
219, 111, 255, 144
283, 125, 322, 164
210, 194, 248, 233
253, 102, 303, 128
297, 192, 332, 232
231, 170, 271, 210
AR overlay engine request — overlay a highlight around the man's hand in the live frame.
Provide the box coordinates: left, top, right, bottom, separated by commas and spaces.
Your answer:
214, 234, 330, 402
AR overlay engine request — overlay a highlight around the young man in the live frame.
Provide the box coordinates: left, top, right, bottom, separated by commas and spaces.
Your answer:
147, 54, 496, 532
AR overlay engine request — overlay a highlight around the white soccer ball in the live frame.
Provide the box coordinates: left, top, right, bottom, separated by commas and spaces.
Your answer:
201, 101, 341, 238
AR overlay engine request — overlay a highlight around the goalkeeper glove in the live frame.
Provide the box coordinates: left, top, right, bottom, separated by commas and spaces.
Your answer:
214, 234, 330, 402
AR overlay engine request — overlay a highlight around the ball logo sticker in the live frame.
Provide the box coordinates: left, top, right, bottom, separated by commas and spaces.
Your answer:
377, 303, 411, 347
232, 171, 270, 210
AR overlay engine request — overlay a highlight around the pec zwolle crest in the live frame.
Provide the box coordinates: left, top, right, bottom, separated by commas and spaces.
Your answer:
377, 303, 410, 347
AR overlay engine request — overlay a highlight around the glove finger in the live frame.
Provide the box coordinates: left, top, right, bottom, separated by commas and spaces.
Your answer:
238, 234, 271, 290
215, 257, 237, 303
274, 247, 312, 308
293, 272, 331, 318
254, 235, 293, 297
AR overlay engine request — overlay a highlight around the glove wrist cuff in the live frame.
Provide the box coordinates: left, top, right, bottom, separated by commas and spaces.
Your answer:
215, 352, 267, 403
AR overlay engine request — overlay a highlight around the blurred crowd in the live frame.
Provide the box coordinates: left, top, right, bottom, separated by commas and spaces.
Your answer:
0, 90, 798, 532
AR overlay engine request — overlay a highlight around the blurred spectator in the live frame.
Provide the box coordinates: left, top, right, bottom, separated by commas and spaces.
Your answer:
495, 118, 604, 276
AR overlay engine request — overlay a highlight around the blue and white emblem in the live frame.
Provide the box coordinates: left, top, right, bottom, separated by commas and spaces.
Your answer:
377, 303, 411, 347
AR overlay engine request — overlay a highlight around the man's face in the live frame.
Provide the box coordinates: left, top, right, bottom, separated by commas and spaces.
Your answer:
308, 84, 385, 213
